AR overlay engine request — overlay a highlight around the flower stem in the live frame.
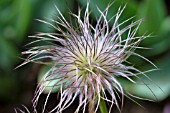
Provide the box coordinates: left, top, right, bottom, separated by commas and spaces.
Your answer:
99, 99, 108, 113
89, 100, 95, 113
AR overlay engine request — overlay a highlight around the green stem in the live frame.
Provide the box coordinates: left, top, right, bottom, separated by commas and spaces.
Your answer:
99, 98, 108, 113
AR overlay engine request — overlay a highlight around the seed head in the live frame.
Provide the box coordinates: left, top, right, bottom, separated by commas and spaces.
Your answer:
21, 2, 156, 113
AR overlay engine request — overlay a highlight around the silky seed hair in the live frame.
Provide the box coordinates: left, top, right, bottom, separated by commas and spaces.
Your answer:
17, 2, 158, 113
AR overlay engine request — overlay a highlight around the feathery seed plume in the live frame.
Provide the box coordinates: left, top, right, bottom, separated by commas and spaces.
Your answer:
18, 2, 157, 113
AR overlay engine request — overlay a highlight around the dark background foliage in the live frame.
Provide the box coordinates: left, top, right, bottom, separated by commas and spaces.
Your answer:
0, 0, 170, 113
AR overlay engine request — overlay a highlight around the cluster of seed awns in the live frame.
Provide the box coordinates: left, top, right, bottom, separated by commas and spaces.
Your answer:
18, 2, 156, 113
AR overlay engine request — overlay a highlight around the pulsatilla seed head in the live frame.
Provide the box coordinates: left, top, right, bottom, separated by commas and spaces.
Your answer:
20, 2, 157, 113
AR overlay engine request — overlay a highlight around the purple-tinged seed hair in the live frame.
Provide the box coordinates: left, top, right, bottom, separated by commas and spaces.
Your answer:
18, 2, 158, 113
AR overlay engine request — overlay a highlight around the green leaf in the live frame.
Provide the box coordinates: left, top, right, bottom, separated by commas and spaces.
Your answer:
38, 66, 61, 93
33, 0, 74, 32
141, 16, 170, 57
79, 0, 138, 22
14, 0, 32, 43
0, 0, 32, 44
0, 37, 19, 71
137, 0, 166, 44
124, 54, 170, 101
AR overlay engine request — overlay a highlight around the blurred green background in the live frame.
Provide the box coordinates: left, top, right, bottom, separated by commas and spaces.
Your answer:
0, 0, 170, 113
